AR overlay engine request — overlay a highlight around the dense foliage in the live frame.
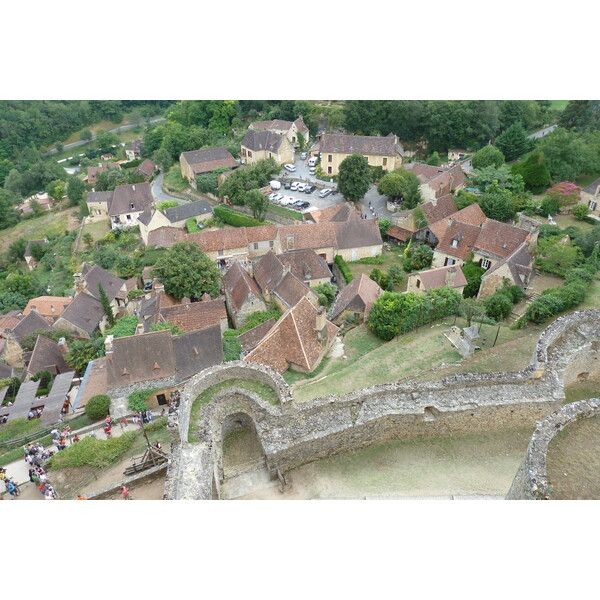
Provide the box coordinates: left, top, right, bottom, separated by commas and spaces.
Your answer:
337, 153, 372, 202
403, 244, 433, 272
85, 394, 111, 420
334, 255, 354, 283
223, 329, 242, 362
213, 204, 267, 227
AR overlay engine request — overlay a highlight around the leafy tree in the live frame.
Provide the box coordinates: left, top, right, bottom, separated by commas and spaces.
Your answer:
0, 291, 29, 311
426, 151, 441, 166
0, 189, 19, 230
398, 172, 423, 209
369, 268, 390, 290
387, 264, 404, 288
314, 282, 337, 307
297, 131, 306, 151
534, 239, 584, 276
471, 165, 524, 193
31, 370, 52, 390
558, 100, 600, 131
412, 206, 428, 229
540, 195, 560, 216
158, 200, 179, 210
471, 145, 505, 169
478, 181, 515, 221
459, 297, 485, 327
218, 159, 279, 205
153, 241, 221, 300
152, 147, 174, 172
149, 320, 184, 334
95, 130, 120, 152
83, 232, 94, 249
495, 122, 532, 161
238, 306, 281, 333
92, 245, 120, 269
403, 244, 433, 272
80, 129, 93, 142
29, 242, 46, 262
378, 218, 391, 235
377, 172, 405, 200
462, 260, 486, 298
20, 329, 73, 352
246, 189, 270, 221
454, 190, 479, 210
46, 179, 66, 202
573, 204, 589, 221
2, 272, 38, 297
127, 389, 156, 412
536, 128, 594, 182
65, 338, 104, 373
484, 293, 512, 321
4, 169, 23, 195
8, 238, 27, 262
98, 282, 116, 328
546, 181, 581, 208
366, 292, 404, 340
337, 153, 371, 202
85, 394, 111, 420
66, 176, 86, 207
510, 151, 552, 193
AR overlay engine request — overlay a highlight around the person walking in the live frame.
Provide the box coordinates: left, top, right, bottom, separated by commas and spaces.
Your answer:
121, 485, 131, 500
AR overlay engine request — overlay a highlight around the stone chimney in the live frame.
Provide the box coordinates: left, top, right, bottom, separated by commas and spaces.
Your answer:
246, 261, 254, 278
104, 334, 114, 356
445, 267, 457, 288
181, 297, 191, 305
154, 283, 165, 295
283, 263, 291, 275
135, 323, 145, 335
58, 337, 68, 356
30, 304, 38, 313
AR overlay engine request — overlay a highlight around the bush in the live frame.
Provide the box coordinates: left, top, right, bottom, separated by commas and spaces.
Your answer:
539, 195, 560, 216
223, 329, 242, 361
370, 268, 389, 290
564, 268, 595, 285
334, 255, 354, 283
524, 295, 565, 324
349, 255, 385, 265
484, 293, 513, 321
85, 394, 111, 420
186, 217, 200, 233
238, 307, 281, 333
497, 284, 525, 304
573, 204, 589, 221
314, 283, 337, 307
403, 244, 433, 272
213, 205, 266, 227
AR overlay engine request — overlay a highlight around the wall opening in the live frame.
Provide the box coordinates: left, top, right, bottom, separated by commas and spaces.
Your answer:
424, 406, 440, 422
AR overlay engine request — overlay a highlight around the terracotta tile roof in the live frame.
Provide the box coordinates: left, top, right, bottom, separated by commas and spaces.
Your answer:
435, 221, 483, 260
126, 139, 142, 152
481, 242, 533, 287
278, 223, 337, 252
420, 194, 457, 224
76, 357, 107, 407
239, 318, 277, 353
0, 314, 22, 332
273, 271, 314, 309
139, 289, 180, 328
11, 311, 51, 343
450, 203, 487, 226
387, 225, 413, 242
241, 129, 284, 153
307, 202, 357, 223
181, 146, 238, 175
244, 297, 338, 373
294, 116, 309, 135
331, 274, 383, 321
223, 262, 263, 312
245, 224, 278, 243
157, 297, 226, 333
135, 159, 156, 177
23, 296, 71, 319
409, 163, 447, 181
474, 220, 529, 260
428, 165, 467, 196
253, 251, 284, 291
163, 199, 213, 223
320, 134, 400, 157
58, 293, 105, 334
187, 228, 249, 253
427, 220, 451, 242
27, 335, 69, 377
280, 249, 332, 282
83, 264, 126, 303
411, 265, 468, 290
147, 226, 186, 248
108, 183, 153, 217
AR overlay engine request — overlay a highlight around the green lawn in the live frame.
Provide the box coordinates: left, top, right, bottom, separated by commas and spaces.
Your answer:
0, 208, 77, 253
553, 213, 596, 232
163, 166, 192, 193
82, 218, 111, 243
549, 100, 569, 110
346, 248, 407, 291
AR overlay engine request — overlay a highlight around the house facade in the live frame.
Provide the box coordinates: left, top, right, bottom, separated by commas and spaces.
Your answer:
222, 262, 267, 329
240, 129, 294, 166
581, 177, 600, 217
179, 146, 238, 186
406, 265, 467, 295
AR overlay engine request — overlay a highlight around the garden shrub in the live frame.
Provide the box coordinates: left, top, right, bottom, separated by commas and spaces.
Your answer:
223, 329, 242, 362
573, 204, 589, 221
334, 255, 354, 283
484, 293, 513, 321
85, 394, 111, 420
186, 217, 200, 233
213, 205, 265, 227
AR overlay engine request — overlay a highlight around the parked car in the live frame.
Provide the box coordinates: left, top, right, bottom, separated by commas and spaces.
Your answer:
297, 183, 306, 192
309, 167, 316, 175
268, 193, 278, 201
284, 181, 291, 189
284, 164, 296, 172
270, 180, 281, 190
282, 196, 296, 206
272, 193, 284, 203
297, 201, 310, 209
318, 188, 333, 198
290, 182, 299, 191
305, 185, 316, 194
300, 152, 307, 160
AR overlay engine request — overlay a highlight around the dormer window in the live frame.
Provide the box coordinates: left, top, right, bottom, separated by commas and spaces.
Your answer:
130, 202, 135, 210
451, 239, 459, 248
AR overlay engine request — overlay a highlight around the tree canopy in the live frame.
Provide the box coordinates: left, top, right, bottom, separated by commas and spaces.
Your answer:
337, 153, 371, 202
471, 145, 505, 169
495, 122, 532, 161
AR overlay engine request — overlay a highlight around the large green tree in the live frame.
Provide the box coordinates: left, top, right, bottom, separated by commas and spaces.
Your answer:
478, 181, 515, 222
510, 151, 552, 193
153, 241, 221, 300
471, 145, 505, 169
66, 176, 86, 207
536, 128, 594, 182
98, 283, 116, 328
495, 122, 532, 161
471, 165, 524, 193
0, 189, 19, 230
377, 168, 423, 208
337, 153, 371, 202
246, 189, 269, 221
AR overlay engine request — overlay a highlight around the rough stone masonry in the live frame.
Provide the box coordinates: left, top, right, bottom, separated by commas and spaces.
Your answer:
163, 309, 600, 500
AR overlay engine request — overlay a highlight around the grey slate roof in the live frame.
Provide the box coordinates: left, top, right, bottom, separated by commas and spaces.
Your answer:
180, 146, 238, 174
26, 335, 68, 377
163, 199, 213, 223
320, 134, 401, 157
58, 293, 105, 334
86, 190, 114, 205
83, 264, 126, 303
12, 310, 52, 343
241, 129, 284, 153
333, 216, 383, 249
108, 183, 153, 217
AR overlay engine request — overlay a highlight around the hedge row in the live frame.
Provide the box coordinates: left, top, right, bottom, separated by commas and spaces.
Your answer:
367, 288, 462, 340
214, 205, 266, 228
186, 217, 200, 233
120, 158, 143, 169
334, 255, 354, 284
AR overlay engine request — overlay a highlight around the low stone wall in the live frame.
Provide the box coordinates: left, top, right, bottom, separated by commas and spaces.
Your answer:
87, 463, 167, 500
506, 399, 600, 500
163, 310, 600, 500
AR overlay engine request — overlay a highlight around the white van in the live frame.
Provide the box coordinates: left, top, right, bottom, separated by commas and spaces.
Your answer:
270, 180, 281, 190
308, 156, 318, 168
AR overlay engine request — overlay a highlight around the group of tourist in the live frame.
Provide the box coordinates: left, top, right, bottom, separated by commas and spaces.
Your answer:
132, 411, 154, 425
27, 407, 43, 420
50, 425, 74, 450
0, 467, 20, 497
29, 465, 58, 499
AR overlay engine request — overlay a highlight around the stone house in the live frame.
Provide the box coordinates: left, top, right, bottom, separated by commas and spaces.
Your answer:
84, 163, 120, 186
432, 220, 484, 268
24, 335, 69, 380
53, 292, 107, 339
238, 318, 277, 355
269, 271, 319, 312
245, 225, 280, 258
447, 149, 469, 162
23, 296, 72, 324
147, 296, 228, 335
408, 163, 467, 201
75, 264, 132, 315
278, 223, 338, 264
10, 311, 52, 347
581, 177, 600, 217
86, 191, 114, 217
471, 220, 531, 271
279, 249, 333, 288
249, 116, 309, 147
125, 139, 142, 162
406, 265, 468, 295
240, 129, 294, 166
188, 228, 251, 265
135, 159, 156, 179
222, 262, 267, 329
108, 183, 154, 228
333, 217, 383, 262
416, 203, 487, 248
319, 133, 404, 176
138, 199, 213, 245
179, 146, 238, 187
243, 296, 338, 374
330, 274, 383, 325
478, 243, 533, 300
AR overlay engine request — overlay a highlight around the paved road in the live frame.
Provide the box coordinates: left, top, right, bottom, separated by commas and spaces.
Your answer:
150, 172, 189, 206
45, 117, 166, 156
528, 125, 557, 139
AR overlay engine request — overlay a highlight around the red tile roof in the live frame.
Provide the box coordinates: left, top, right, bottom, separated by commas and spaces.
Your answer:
222, 262, 263, 312
411, 265, 468, 290
157, 298, 227, 333
331, 274, 383, 321
23, 296, 71, 319
435, 221, 483, 260
420, 194, 457, 224
474, 220, 529, 260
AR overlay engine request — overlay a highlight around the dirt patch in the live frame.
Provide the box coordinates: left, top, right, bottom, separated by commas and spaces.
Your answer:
564, 381, 600, 404
239, 428, 532, 500
546, 415, 600, 499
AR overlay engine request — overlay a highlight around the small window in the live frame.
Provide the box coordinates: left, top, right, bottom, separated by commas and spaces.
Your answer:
444, 257, 456, 266
383, 157, 387, 166
451, 239, 458, 248
218, 250, 224, 257
327, 166, 332, 174
253, 242, 258, 250
328, 154, 333, 162
481, 258, 491, 269
248, 151, 252, 158
269, 240, 274, 248
416, 279, 421, 288
590, 201, 597, 211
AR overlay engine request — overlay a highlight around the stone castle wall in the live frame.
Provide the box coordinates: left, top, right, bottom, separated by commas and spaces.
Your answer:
164, 310, 600, 500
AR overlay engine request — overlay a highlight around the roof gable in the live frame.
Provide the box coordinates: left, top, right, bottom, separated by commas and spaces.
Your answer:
58, 293, 105, 334
108, 183, 153, 216
83, 264, 126, 302
163, 199, 213, 223
420, 194, 458, 224
474, 220, 529, 259
223, 262, 263, 312
320, 134, 400, 157
331, 274, 383, 320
